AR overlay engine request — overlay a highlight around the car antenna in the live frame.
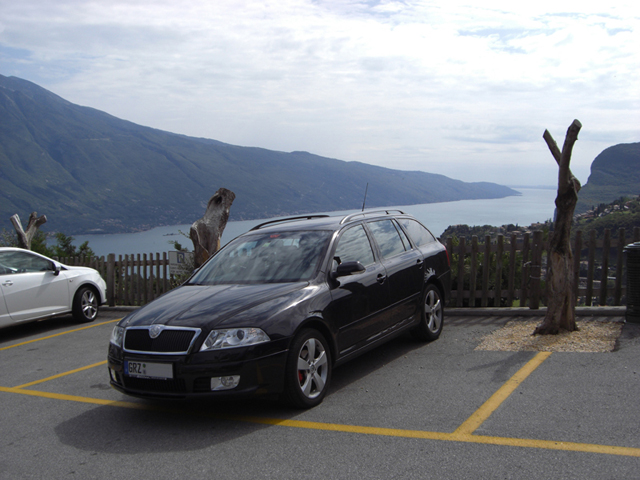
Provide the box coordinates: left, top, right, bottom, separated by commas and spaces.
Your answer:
362, 183, 369, 211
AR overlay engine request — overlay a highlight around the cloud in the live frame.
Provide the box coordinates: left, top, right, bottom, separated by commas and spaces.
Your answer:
1, 0, 638, 186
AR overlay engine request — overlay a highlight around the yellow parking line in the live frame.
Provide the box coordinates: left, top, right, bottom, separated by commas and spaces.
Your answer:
454, 351, 552, 435
0, 319, 120, 351
0, 386, 148, 409
2, 385, 639, 457
13, 361, 108, 389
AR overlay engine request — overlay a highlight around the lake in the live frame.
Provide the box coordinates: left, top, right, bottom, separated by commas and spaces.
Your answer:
70, 187, 557, 257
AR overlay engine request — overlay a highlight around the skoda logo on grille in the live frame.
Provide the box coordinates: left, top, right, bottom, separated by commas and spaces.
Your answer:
149, 325, 164, 339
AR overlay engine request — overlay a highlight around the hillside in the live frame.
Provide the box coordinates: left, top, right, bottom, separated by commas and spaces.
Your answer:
0, 74, 518, 234
576, 142, 640, 213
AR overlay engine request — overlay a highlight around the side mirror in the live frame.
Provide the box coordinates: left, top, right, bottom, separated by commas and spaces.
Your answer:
332, 261, 366, 279
52, 262, 61, 276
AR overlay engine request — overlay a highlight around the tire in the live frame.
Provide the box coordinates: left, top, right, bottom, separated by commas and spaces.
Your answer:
413, 284, 444, 341
283, 329, 332, 409
72, 287, 99, 323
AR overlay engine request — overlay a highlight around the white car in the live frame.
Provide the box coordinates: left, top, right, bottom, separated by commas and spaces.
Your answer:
0, 247, 107, 328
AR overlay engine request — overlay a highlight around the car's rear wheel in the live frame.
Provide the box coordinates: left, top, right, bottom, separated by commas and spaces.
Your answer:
283, 329, 332, 409
72, 287, 99, 323
413, 284, 443, 341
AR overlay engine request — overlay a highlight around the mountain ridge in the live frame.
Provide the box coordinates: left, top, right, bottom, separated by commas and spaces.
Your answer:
0, 74, 519, 234
576, 142, 640, 213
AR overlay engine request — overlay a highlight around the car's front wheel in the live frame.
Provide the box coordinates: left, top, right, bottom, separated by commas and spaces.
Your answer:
283, 329, 332, 409
72, 287, 99, 323
413, 284, 443, 341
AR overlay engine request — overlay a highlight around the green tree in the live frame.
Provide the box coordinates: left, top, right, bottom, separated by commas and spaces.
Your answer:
49, 233, 95, 258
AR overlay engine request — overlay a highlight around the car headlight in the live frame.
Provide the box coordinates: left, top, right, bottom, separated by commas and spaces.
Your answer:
200, 328, 270, 351
110, 326, 125, 347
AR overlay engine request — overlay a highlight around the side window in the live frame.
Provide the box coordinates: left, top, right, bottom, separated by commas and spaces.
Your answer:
0, 251, 52, 274
367, 219, 407, 258
333, 225, 375, 268
399, 218, 437, 247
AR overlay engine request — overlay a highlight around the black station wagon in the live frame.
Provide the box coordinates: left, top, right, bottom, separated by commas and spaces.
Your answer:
108, 210, 451, 408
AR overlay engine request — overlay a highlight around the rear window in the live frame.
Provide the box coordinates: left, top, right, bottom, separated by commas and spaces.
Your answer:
398, 218, 437, 246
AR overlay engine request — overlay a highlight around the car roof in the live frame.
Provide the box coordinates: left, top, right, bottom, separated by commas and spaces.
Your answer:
246, 209, 410, 235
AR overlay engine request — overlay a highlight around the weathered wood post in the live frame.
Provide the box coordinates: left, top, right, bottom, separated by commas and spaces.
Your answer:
534, 119, 582, 335
10, 212, 47, 250
190, 188, 236, 268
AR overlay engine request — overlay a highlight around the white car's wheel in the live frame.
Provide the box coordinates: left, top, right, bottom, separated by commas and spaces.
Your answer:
73, 287, 99, 322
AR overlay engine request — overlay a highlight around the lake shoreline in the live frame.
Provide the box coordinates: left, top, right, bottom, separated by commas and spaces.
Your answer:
65, 188, 558, 257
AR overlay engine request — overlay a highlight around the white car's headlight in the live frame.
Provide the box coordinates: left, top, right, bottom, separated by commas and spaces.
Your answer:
110, 326, 125, 347
200, 328, 270, 351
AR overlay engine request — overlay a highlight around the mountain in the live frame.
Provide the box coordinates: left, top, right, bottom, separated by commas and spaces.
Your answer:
0, 75, 518, 234
576, 142, 640, 213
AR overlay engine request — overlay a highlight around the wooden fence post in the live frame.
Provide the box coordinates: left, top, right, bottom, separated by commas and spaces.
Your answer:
456, 236, 466, 307
469, 236, 478, 307
495, 235, 504, 306
529, 231, 543, 309
507, 233, 517, 307
585, 230, 596, 306
481, 236, 491, 307
615, 228, 625, 305
573, 231, 582, 305
599, 229, 611, 305
106, 253, 116, 307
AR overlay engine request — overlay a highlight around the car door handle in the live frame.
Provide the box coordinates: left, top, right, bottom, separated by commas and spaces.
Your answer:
416, 259, 424, 267
1, 280, 12, 287
376, 274, 387, 284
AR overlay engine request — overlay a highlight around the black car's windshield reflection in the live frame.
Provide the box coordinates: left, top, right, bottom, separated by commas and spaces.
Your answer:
188, 230, 332, 285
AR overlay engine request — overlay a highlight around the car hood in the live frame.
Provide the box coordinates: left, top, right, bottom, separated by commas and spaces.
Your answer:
120, 282, 309, 330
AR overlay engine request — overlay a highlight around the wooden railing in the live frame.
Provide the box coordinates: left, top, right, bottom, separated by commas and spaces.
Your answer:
444, 227, 640, 309
60, 227, 640, 309
57, 252, 176, 307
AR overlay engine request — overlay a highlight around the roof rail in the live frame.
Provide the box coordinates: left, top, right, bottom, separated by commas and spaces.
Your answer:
250, 215, 331, 231
340, 209, 405, 224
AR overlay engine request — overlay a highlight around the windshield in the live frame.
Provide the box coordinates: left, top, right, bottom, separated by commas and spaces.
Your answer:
188, 230, 332, 285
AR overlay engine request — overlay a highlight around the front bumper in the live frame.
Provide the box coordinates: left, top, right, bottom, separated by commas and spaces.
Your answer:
107, 340, 289, 399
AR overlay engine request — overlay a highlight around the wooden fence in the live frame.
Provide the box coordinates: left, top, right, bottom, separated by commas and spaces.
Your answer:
445, 227, 640, 309
61, 227, 640, 309
57, 252, 177, 307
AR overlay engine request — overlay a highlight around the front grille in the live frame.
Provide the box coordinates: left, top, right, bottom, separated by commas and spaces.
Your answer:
123, 376, 187, 394
123, 326, 201, 354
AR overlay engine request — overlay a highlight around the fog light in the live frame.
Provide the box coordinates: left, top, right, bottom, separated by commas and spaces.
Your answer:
109, 368, 120, 383
211, 375, 240, 391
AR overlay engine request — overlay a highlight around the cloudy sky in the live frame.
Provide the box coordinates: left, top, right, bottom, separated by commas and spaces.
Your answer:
1, 0, 638, 187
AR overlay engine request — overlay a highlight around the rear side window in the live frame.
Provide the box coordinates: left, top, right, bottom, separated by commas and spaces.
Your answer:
367, 219, 407, 258
399, 218, 436, 246
334, 225, 375, 267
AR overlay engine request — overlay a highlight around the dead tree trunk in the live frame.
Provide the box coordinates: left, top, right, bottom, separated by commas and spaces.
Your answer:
10, 212, 47, 250
190, 188, 236, 268
534, 119, 582, 335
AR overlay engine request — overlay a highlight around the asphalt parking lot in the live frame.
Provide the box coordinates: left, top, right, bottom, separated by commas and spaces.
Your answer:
1, 308, 639, 479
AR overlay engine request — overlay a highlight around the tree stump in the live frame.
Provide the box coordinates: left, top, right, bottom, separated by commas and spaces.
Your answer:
534, 120, 582, 335
10, 212, 47, 250
190, 188, 236, 268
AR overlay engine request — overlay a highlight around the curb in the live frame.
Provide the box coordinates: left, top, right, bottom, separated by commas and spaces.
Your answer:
447, 306, 627, 318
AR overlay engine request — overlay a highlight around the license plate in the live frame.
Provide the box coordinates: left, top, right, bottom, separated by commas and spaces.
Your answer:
124, 360, 173, 379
